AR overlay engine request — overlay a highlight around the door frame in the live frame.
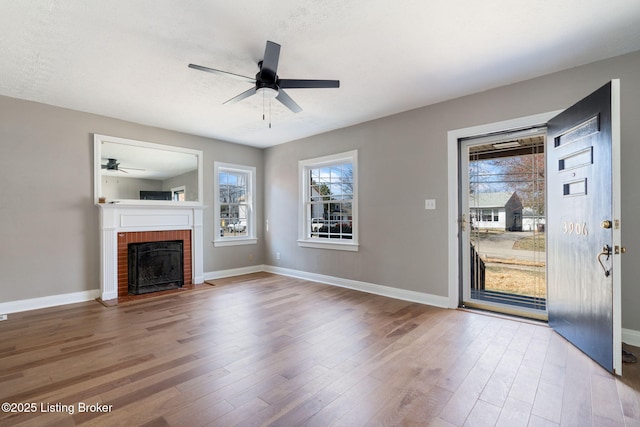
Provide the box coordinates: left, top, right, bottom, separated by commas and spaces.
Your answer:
459, 131, 548, 320
612, 80, 622, 374
447, 111, 561, 309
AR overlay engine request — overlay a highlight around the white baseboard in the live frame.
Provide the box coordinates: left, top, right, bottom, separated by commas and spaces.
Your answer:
623, 328, 640, 347
264, 265, 450, 309
0, 289, 101, 315
0, 266, 264, 316
203, 264, 266, 281
5, 267, 635, 345
0, 265, 446, 316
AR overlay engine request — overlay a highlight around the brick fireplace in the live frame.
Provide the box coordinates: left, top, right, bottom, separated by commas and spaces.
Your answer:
97, 204, 204, 302
118, 230, 192, 297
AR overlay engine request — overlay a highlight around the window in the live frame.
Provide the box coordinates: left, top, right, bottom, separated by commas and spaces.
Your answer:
476, 208, 499, 222
171, 186, 186, 201
298, 150, 358, 251
214, 162, 257, 246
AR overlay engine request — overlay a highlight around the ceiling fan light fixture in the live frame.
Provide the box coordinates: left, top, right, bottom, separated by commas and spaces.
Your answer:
256, 87, 279, 98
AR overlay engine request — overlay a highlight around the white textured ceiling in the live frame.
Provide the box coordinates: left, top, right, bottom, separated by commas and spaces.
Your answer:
2, 1, 640, 148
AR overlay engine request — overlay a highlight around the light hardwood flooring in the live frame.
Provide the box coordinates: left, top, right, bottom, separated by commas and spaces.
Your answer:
1, 272, 639, 426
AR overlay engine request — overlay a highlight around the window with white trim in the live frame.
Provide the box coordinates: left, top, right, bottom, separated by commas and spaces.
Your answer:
298, 150, 358, 251
171, 185, 186, 201
214, 162, 257, 246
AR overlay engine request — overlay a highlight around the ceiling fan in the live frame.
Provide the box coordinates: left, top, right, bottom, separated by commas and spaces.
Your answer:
188, 40, 340, 113
101, 158, 144, 173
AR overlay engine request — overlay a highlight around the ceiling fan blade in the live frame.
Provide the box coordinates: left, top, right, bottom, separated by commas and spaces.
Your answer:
223, 87, 256, 105
188, 63, 255, 83
278, 79, 340, 89
259, 41, 281, 81
275, 89, 302, 113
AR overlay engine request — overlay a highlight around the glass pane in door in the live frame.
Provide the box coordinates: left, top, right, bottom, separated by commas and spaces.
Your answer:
467, 136, 546, 313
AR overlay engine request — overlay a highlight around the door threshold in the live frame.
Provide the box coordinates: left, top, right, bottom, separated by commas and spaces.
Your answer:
471, 289, 546, 311
460, 301, 548, 323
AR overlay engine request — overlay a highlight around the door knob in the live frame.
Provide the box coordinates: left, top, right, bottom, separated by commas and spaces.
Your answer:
601, 220, 612, 229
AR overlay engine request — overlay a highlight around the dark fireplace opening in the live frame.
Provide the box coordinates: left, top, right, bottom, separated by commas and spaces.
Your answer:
128, 240, 184, 295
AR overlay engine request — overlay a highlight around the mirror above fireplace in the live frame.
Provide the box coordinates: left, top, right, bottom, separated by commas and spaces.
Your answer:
94, 134, 203, 205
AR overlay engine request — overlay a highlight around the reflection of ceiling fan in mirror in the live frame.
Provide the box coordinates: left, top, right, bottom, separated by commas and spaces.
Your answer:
101, 158, 144, 174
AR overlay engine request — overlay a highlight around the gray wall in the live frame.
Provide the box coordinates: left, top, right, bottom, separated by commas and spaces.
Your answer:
102, 176, 162, 200
264, 50, 640, 331
2, 50, 640, 332
101, 170, 199, 201
162, 169, 199, 201
0, 96, 264, 303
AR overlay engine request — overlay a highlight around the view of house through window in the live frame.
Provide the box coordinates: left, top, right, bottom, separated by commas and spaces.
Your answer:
219, 169, 249, 237
466, 134, 546, 314
214, 162, 256, 245
299, 150, 358, 251
308, 162, 354, 239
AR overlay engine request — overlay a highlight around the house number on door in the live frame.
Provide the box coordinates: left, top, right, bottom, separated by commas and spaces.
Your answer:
563, 221, 588, 236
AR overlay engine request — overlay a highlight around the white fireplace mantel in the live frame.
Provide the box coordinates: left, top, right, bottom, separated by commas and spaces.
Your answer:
97, 203, 204, 301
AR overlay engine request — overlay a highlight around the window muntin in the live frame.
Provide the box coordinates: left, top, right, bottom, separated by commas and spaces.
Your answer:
299, 151, 358, 251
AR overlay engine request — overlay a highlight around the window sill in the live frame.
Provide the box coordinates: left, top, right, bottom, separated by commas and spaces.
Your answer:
297, 239, 359, 252
213, 238, 258, 247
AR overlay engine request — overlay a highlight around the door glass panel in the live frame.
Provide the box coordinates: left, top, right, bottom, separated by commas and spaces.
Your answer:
553, 115, 599, 147
467, 135, 547, 313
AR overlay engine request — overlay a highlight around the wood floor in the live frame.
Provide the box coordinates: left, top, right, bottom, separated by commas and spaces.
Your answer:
1, 272, 639, 426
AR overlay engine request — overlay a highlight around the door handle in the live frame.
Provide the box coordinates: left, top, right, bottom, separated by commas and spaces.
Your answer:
601, 220, 612, 229
597, 245, 612, 277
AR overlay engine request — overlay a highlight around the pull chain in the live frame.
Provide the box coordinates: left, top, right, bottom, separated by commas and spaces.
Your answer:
261, 89, 273, 128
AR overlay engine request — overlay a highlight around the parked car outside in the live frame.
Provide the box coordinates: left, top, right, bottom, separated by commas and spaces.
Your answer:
311, 218, 325, 231
227, 220, 247, 232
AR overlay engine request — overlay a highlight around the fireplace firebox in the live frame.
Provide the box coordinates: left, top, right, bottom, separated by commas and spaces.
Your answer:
128, 240, 184, 295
